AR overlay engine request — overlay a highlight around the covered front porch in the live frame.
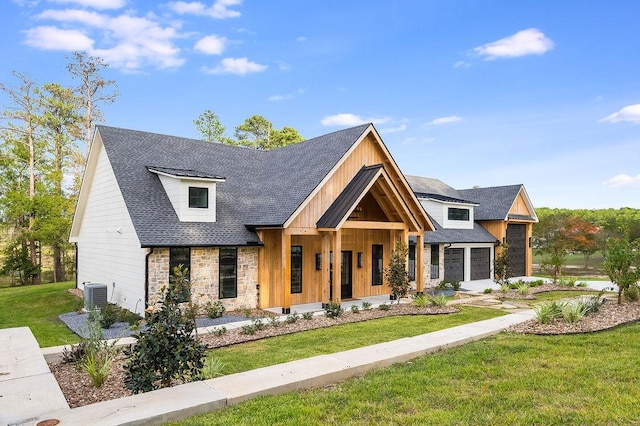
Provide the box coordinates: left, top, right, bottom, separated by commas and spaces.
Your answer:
264, 294, 394, 315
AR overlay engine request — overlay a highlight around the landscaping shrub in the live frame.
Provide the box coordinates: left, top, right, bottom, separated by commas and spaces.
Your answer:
302, 311, 314, 320
429, 294, 448, 308
361, 301, 372, 311
123, 265, 206, 394
269, 316, 281, 327
285, 312, 300, 324
211, 326, 227, 337
81, 310, 120, 387
350, 305, 360, 314
534, 301, 564, 324
201, 356, 225, 379
379, 303, 390, 311
411, 293, 429, 308
483, 288, 493, 294
324, 302, 344, 318
98, 302, 119, 329
562, 301, 588, 323
516, 283, 530, 295
625, 285, 639, 302
204, 300, 226, 319
450, 281, 461, 291
384, 241, 410, 302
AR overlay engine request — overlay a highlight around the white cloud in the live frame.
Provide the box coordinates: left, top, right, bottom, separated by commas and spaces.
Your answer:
37, 9, 108, 26
473, 28, 554, 60
202, 57, 267, 75
49, 0, 126, 9
453, 60, 470, 69
427, 115, 462, 125
379, 122, 408, 134
401, 136, 436, 145
600, 104, 640, 123
194, 35, 227, 55
168, 0, 242, 19
604, 174, 640, 188
268, 88, 305, 102
321, 113, 391, 127
23, 26, 94, 50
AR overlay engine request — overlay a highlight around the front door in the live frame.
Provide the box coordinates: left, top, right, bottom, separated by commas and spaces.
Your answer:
341, 251, 353, 299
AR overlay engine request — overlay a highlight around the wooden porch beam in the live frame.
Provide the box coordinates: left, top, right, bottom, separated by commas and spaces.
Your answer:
416, 233, 424, 293
281, 231, 291, 314
332, 229, 341, 304
341, 221, 406, 230
321, 232, 331, 305
284, 227, 320, 235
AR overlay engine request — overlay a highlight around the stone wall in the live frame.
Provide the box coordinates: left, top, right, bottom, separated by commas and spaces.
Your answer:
423, 244, 445, 288
147, 246, 258, 312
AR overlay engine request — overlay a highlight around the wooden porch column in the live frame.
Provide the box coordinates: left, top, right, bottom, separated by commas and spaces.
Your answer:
332, 229, 342, 303
416, 233, 424, 293
281, 231, 291, 314
321, 232, 331, 306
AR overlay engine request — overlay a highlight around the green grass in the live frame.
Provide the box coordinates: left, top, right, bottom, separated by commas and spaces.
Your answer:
174, 322, 640, 425
0, 281, 81, 347
208, 306, 505, 375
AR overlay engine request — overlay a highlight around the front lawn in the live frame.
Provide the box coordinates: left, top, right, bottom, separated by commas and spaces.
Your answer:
209, 306, 504, 375
175, 321, 640, 425
0, 281, 81, 347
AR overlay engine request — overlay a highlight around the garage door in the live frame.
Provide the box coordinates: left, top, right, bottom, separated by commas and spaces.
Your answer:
470, 248, 491, 280
506, 224, 526, 277
444, 248, 464, 282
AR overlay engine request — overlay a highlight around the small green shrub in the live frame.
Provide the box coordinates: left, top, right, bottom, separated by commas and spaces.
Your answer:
211, 326, 227, 337
350, 305, 360, 314
500, 283, 510, 293
516, 283, 530, 295
81, 350, 113, 387
204, 301, 226, 319
61, 341, 88, 365
118, 309, 142, 326
624, 285, 639, 302
379, 303, 390, 311
302, 311, 314, 320
201, 356, 225, 379
80, 310, 121, 387
528, 279, 545, 287
450, 281, 461, 291
285, 312, 300, 324
269, 316, 281, 327
429, 293, 448, 308
576, 281, 588, 287
483, 288, 493, 294
324, 302, 344, 318
361, 301, 372, 311
240, 318, 266, 334
534, 301, 564, 324
562, 301, 588, 323
411, 293, 429, 308
435, 281, 449, 291
99, 303, 119, 329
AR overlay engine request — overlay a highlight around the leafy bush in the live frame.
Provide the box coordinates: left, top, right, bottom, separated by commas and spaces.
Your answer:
81, 350, 113, 387
204, 301, 226, 319
80, 310, 121, 387
379, 303, 390, 311
429, 294, 449, 308
528, 279, 545, 287
302, 311, 314, 320
61, 341, 88, 365
361, 301, 372, 311
201, 356, 225, 379
516, 283, 530, 295
534, 301, 564, 324
285, 312, 300, 324
576, 281, 588, 287
98, 303, 119, 329
625, 285, 639, 302
384, 241, 410, 302
411, 293, 429, 308
500, 283, 510, 294
350, 305, 360, 314
483, 288, 493, 294
240, 318, 266, 335
118, 308, 141, 326
450, 281, 461, 291
124, 265, 206, 394
562, 301, 588, 323
269, 316, 281, 327
211, 326, 227, 337
324, 302, 344, 318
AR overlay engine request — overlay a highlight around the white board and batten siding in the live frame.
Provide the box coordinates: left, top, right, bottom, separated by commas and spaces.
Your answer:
418, 199, 474, 230
157, 174, 218, 222
70, 143, 147, 314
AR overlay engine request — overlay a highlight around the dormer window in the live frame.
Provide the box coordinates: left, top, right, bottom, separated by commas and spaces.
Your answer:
189, 187, 208, 209
448, 207, 470, 221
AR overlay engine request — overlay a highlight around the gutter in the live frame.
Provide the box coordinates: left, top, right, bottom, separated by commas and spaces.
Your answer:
144, 247, 154, 310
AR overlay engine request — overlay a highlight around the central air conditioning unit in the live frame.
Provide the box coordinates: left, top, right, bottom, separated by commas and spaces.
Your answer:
84, 283, 108, 309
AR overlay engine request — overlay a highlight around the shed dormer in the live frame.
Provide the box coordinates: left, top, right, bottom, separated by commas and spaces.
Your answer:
147, 166, 225, 223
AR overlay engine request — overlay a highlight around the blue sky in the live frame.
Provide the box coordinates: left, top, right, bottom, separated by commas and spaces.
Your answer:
1, 0, 639, 209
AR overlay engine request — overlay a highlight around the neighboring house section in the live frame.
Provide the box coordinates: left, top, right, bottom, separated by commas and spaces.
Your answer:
70, 124, 433, 314
405, 176, 537, 285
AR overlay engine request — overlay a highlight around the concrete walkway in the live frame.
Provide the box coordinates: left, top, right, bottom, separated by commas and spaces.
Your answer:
3, 308, 535, 426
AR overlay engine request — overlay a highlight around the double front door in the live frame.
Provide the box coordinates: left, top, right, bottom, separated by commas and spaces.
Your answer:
329, 251, 353, 300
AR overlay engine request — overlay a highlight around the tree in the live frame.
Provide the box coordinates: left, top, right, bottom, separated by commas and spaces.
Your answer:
234, 114, 272, 149
560, 216, 601, 268
533, 212, 570, 282
494, 243, 510, 286
193, 109, 229, 143
384, 240, 410, 303
602, 237, 640, 304
67, 51, 118, 155
269, 126, 304, 149
0, 72, 43, 284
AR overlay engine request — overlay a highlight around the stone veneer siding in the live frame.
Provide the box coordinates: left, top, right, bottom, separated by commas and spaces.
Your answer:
423, 244, 445, 288
147, 246, 258, 311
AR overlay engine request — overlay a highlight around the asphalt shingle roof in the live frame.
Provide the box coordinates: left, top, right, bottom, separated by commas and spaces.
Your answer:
97, 124, 370, 247
458, 185, 525, 221
422, 214, 498, 244
405, 175, 475, 204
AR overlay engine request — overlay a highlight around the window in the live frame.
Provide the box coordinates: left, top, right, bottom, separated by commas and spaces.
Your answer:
291, 246, 302, 294
372, 244, 383, 286
169, 247, 190, 302
408, 242, 416, 281
189, 186, 208, 208
448, 207, 469, 221
430, 244, 439, 279
219, 247, 237, 298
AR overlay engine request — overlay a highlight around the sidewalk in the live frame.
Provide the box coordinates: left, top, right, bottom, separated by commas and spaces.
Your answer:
2, 309, 534, 426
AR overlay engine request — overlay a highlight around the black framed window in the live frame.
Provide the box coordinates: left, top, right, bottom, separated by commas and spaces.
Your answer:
408, 242, 416, 281
372, 244, 383, 286
448, 207, 469, 221
430, 244, 440, 279
291, 246, 302, 294
189, 186, 208, 208
219, 247, 237, 298
169, 247, 190, 302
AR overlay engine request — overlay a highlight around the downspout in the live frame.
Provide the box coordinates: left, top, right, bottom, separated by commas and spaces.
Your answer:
145, 247, 154, 311
74, 243, 79, 290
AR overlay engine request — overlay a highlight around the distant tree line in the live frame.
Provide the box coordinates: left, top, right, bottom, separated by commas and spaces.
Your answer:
532, 207, 640, 279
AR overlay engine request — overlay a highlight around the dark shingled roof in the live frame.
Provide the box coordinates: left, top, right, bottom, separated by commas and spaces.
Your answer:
147, 166, 225, 180
458, 185, 525, 221
423, 213, 499, 244
406, 175, 476, 204
316, 165, 383, 228
97, 124, 370, 247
